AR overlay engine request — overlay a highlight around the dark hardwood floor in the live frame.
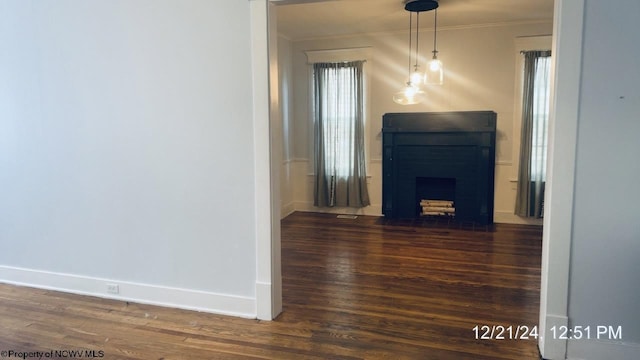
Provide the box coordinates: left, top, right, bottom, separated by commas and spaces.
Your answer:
0, 212, 543, 359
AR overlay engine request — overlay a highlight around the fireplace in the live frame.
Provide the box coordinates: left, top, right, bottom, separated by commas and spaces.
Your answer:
416, 177, 456, 217
382, 111, 496, 224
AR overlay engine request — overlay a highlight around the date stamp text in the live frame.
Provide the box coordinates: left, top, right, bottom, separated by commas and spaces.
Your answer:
473, 324, 623, 340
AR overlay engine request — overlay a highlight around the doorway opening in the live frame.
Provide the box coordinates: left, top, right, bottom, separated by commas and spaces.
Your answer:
260, 2, 581, 357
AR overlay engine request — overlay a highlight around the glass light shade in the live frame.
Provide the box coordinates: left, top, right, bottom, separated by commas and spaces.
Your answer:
426, 59, 444, 85
429, 58, 442, 71
393, 84, 426, 105
409, 68, 426, 87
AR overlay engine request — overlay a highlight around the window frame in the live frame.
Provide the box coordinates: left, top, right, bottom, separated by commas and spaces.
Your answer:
511, 36, 552, 181
305, 47, 372, 177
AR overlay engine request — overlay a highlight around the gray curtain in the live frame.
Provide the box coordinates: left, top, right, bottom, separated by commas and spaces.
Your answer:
515, 50, 551, 218
313, 61, 370, 208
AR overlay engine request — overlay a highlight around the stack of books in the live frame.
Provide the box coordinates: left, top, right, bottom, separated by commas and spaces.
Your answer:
420, 199, 455, 217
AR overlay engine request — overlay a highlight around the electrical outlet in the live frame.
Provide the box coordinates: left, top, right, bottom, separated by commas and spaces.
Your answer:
106, 283, 119, 294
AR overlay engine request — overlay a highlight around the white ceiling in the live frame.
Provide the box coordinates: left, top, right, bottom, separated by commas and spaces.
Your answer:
276, 0, 554, 41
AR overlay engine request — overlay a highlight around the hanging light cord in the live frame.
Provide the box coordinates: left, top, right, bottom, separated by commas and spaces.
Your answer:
407, 12, 413, 78
432, 8, 438, 58
415, 12, 420, 69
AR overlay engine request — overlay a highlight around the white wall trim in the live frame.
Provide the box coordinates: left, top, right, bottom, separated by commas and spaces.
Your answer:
305, 47, 372, 64
566, 339, 640, 360
267, 0, 283, 318
494, 211, 543, 225
0, 266, 255, 318
281, 201, 296, 218
293, 158, 376, 178
305, 173, 373, 179
292, 207, 545, 224
539, 0, 585, 358
293, 201, 383, 217
515, 35, 554, 51
254, 281, 272, 319
289, 20, 554, 43
542, 314, 570, 358
250, 0, 276, 321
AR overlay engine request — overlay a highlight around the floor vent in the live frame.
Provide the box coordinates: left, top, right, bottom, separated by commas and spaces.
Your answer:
337, 215, 358, 219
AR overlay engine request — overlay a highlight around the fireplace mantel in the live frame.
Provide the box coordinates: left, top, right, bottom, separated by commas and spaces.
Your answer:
382, 111, 496, 224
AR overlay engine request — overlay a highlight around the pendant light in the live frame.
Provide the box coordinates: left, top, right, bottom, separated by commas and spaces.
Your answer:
409, 11, 425, 87
426, 8, 444, 85
393, 11, 425, 105
393, 0, 439, 105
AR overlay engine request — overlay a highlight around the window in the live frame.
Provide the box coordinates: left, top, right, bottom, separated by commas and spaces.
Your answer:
515, 50, 552, 218
530, 55, 551, 181
311, 61, 370, 208
314, 63, 361, 178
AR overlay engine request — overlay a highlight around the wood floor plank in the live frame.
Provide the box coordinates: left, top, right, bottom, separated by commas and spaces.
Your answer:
0, 211, 543, 359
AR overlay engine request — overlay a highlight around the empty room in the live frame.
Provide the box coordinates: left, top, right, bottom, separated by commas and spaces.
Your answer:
0, 1, 638, 359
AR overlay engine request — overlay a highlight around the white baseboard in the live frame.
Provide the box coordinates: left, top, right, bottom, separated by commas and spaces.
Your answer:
288, 207, 540, 224
494, 211, 544, 225
281, 201, 295, 219
0, 265, 256, 319
567, 339, 640, 360
255, 281, 273, 321
293, 201, 383, 217
540, 314, 568, 359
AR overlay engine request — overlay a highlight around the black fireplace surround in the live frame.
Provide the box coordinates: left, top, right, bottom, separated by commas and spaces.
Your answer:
382, 111, 496, 224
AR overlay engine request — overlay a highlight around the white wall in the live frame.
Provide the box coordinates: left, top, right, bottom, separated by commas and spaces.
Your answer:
278, 35, 295, 218
282, 21, 552, 221
0, 0, 258, 317
564, 0, 640, 358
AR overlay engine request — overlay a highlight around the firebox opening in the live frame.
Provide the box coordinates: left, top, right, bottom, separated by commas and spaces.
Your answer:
416, 177, 456, 217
